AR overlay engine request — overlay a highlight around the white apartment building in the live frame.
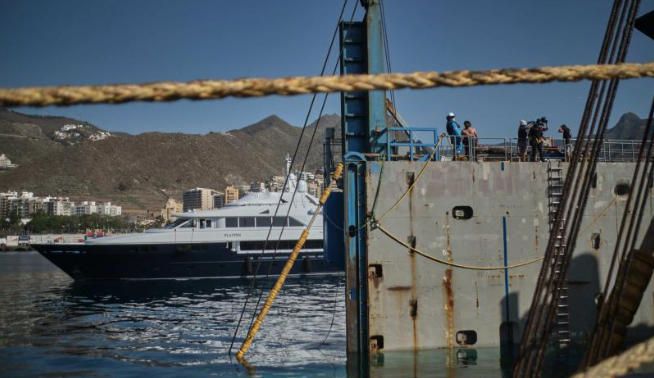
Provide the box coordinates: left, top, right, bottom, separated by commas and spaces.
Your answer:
75, 201, 97, 216
97, 202, 122, 216
45, 198, 76, 216
0, 154, 18, 170
0, 191, 122, 218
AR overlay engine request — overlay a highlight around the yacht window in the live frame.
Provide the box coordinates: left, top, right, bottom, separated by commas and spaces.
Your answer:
272, 217, 287, 227
226, 217, 238, 228
256, 217, 272, 227
239, 240, 323, 251
216, 218, 226, 228
181, 219, 196, 228
166, 218, 189, 229
305, 240, 323, 249
276, 241, 292, 249
205, 219, 212, 228
288, 217, 304, 227
239, 217, 255, 228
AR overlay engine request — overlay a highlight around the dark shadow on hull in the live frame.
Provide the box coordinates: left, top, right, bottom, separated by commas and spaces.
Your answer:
502, 253, 602, 377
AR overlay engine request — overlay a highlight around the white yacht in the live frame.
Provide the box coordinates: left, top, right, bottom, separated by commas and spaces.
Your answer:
32, 157, 339, 280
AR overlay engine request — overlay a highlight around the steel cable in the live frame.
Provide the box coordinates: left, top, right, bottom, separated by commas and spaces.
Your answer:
514, 0, 641, 375
227, 0, 352, 356
241, 0, 360, 348
529, 0, 640, 373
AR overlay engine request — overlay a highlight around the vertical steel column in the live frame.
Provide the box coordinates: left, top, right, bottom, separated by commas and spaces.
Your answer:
340, 20, 369, 359
340, 0, 387, 367
365, 0, 388, 154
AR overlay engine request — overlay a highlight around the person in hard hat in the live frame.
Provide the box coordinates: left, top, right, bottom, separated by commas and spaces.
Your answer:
461, 120, 478, 160
446, 113, 463, 157
517, 120, 529, 161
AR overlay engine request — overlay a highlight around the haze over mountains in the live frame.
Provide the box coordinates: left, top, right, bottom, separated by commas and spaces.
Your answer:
0, 108, 648, 213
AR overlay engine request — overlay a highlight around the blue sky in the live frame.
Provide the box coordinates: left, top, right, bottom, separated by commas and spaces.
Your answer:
1, 0, 652, 137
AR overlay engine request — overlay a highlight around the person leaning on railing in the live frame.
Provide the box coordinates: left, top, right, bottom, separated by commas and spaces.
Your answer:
558, 124, 572, 161
462, 120, 478, 161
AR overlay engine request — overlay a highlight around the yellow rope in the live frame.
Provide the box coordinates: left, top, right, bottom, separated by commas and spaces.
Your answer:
573, 334, 654, 378
374, 133, 446, 222
373, 162, 615, 271
235, 162, 344, 362
375, 223, 544, 270
1, 62, 653, 107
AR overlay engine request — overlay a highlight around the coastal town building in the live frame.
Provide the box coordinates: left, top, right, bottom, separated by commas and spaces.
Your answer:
0, 154, 18, 170
224, 186, 240, 204
213, 192, 225, 209
183, 187, 218, 212
75, 201, 97, 216
97, 202, 122, 216
0, 191, 122, 219
160, 198, 183, 222
45, 197, 75, 216
237, 184, 250, 199
268, 175, 286, 192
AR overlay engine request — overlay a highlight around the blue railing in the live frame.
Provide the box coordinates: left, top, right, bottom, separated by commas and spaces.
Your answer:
384, 127, 439, 161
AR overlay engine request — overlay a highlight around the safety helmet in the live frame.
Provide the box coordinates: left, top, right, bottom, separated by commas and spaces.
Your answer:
447, 112, 455, 118
520, 120, 527, 126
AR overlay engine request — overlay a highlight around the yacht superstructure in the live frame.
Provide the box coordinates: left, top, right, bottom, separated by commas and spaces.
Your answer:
32, 161, 338, 280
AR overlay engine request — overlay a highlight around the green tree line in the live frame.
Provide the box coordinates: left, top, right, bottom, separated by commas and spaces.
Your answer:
1, 212, 138, 234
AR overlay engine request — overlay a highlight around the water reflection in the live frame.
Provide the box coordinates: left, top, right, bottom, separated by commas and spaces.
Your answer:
0, 252, 346, 377
2, 252, 510, 377
368, 348, 506, 378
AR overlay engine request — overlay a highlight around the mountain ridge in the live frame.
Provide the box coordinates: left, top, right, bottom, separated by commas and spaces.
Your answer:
0, 109, 340, 213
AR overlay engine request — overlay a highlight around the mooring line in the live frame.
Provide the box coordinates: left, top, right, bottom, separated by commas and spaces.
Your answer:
1, 62, 653, 107
375, 223, 544, 270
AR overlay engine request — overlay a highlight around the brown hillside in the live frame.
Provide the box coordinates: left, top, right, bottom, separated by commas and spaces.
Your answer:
0, 109, 340, 213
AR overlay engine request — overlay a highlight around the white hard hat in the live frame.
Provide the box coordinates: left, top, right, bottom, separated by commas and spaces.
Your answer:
520, 120, 527, 126
447, 112, 455, 118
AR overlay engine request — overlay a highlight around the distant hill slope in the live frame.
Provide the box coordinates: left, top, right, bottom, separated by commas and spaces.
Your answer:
605, 112, 649, 140
0, 108, 340, 213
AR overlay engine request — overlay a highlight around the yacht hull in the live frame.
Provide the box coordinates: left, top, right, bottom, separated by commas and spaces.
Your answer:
32, 242, 341, 280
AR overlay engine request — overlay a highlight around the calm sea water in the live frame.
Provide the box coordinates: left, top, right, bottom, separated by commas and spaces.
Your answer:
0, 252, 506, 377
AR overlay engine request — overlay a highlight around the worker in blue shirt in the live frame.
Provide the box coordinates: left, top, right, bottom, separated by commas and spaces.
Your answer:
446, 112, 463, 157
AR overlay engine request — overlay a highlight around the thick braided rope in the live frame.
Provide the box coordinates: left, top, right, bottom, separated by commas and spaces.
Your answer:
1, 62, 653, 107
573, 335, 654, 378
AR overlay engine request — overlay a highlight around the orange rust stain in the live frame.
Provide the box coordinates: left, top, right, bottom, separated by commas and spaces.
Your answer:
442, 214, 455, 348
442, 268, 454, 348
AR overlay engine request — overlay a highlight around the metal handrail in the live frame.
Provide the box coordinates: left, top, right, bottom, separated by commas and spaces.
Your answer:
384, 127, 439, 161
383, 127, 646, 162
